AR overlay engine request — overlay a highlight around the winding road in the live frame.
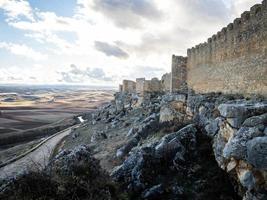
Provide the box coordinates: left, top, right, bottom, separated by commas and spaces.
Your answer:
0, 125, 78, 180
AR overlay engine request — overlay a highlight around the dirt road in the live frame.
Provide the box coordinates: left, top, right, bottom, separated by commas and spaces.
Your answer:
0, 127, 74, 180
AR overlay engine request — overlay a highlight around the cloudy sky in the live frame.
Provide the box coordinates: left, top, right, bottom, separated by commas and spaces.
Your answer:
0, 0, 262, 86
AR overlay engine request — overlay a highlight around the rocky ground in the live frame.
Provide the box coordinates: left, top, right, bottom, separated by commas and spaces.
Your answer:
0, 92, 266, 200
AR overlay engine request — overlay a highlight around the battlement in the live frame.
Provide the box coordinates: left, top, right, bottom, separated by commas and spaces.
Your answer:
118, 1, 267, 97
187, 0, 267, 96
187, 1, 266, 56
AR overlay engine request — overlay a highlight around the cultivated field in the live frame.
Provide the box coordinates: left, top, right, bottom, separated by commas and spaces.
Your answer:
0, 85, 115, 163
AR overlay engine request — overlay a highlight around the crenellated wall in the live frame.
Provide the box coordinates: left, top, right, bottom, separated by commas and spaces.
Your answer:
171, 55, 187, 93
187, 1, 267, 96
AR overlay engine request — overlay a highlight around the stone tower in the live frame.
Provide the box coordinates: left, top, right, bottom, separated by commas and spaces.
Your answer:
170, 55, 187, 93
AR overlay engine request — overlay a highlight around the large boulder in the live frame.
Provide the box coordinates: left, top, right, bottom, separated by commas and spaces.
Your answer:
223, 126, 264, 160
159, 105, 176, 123
116, 113, 160, 159
112, 125, 197, 192
246, 137, 267, 170
218, 102, 267, 128
211, 101, 267, 197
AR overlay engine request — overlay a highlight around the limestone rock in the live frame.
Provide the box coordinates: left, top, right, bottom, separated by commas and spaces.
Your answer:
213, 132, 228, 170
223, 126, 264, 160
142, 184, 164, 199
218, 102, 267, 128
116, 138, 139, 158
91, 131, 107, 143
159, 105, 175, 123
204, 117, 221, 137
239, 170, 255, 190
242, 113, 267, 127
246, 137, 267, 170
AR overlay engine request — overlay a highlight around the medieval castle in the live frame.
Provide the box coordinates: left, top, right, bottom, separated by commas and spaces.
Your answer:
119, 1, 267, 97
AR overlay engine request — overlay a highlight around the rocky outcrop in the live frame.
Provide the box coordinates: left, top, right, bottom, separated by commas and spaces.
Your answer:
187, 94, 267, 199
111, 124, 239, 199
159, 94, 187, 124
1, 91, 266, 200
116, 113, 160, 159
0, 145, 120, 200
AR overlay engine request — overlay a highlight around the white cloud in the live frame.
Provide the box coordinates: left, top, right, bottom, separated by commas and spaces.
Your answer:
0, 0, 33, 21
230, 0, 262, 16
0, 0, 263, 85
0, 42, 47, 61
58, 64, 114, 84
9, 11, 77, 32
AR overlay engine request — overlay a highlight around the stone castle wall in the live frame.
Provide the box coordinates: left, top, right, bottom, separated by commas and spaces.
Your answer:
119, 84, 123, 92
150, 78, 162, 92
122, 80, 136, 93
171, 55, 187, 93
187, 1, 267, 96
161, 73, 171, 92
136, 78, 145, 95
135, 77, 163, 95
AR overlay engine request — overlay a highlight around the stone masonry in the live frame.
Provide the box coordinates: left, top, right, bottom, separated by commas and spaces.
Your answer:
136, 78, 146, 95
119, 84, 123, 92
171, 55, 187, 93
120, 1, 267, 98
161, 73, 171, 92
187, 1, 267, 96
122, 80, 136, 93
135, 77, 162, 96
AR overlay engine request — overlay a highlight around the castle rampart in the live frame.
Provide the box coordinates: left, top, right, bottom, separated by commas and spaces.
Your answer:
161, 73, 171, 92
122, 80, 136, 93
119, 84, 123, 92
187, 0, 267, 96
135, 77, 162, 95
171, 55, 187, 93
136, 78, 145, 95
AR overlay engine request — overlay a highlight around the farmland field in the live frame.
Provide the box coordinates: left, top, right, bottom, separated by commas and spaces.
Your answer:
0, 85, 115, 163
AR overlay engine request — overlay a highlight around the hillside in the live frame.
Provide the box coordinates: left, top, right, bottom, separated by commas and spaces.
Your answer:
1, 92, 266, 200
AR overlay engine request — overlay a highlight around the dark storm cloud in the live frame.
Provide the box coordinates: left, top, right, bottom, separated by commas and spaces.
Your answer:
92, 0, 162, 28
59, 64, 113, 83
94, 41, 129, 59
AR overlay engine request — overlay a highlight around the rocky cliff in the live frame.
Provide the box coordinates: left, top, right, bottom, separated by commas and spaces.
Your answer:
1, 92, 266, 200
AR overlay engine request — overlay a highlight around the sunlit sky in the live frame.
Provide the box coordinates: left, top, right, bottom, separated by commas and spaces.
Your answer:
0, 0, 262, 86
